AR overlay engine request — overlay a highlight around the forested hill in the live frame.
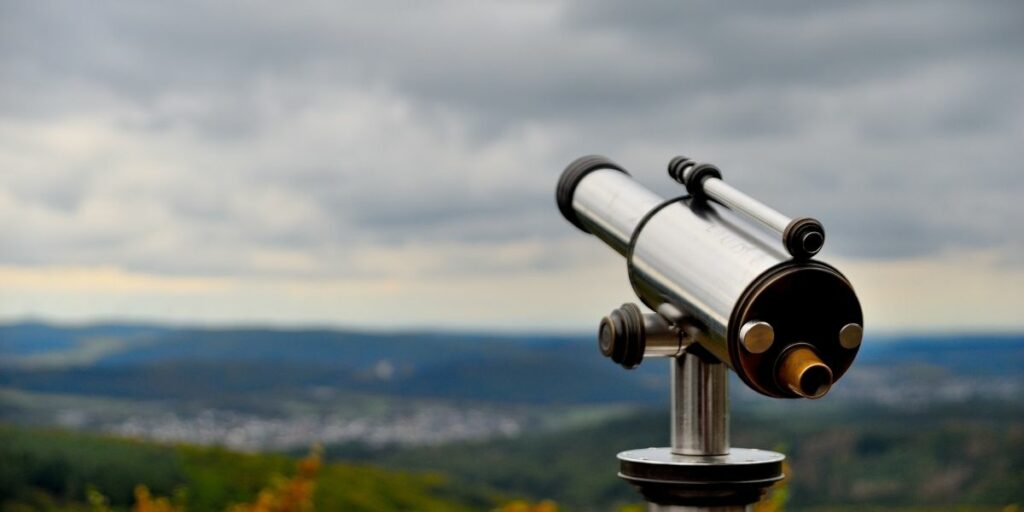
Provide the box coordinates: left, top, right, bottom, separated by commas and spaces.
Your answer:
0, 424, 491, 511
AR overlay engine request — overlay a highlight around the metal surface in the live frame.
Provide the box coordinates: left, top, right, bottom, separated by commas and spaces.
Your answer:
572, 168, 663, 255
644, 313, 686, 357
619, 447, 785, 476
629, 198, 786, 350
839, 323, 864, 349
739, 321, 774, 354
702, 177, 791, 236
618, 447, 784, 508
672, 352, 729, 456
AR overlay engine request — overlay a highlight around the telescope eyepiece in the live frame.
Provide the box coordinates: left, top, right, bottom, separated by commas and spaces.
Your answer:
784, 217, 826, 259
776, 344, 834, 399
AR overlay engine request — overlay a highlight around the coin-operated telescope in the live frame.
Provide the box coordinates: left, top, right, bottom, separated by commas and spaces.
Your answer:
557, 155, 864, 510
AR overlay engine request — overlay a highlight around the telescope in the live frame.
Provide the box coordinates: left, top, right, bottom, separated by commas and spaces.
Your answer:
556, 155, 864, 510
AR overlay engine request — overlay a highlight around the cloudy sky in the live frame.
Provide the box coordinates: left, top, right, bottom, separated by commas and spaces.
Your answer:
1, 1, 1022, 332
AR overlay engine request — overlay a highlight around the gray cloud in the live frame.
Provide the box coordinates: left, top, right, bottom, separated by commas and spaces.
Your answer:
1, 0, 1022, 280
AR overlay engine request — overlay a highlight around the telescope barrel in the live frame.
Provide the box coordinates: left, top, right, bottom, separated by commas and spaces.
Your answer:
558, 155, 863, 399
558, 157, 660, 255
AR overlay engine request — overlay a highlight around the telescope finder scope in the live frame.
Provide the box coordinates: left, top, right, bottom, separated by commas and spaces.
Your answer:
557, 155, 863, 399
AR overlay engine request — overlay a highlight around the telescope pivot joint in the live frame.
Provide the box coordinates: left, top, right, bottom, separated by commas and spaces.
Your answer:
599, 304, 694, 369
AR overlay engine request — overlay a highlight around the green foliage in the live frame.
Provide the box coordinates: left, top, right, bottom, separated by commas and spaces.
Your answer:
0, 426, 484, 512
0, 426, 184, 507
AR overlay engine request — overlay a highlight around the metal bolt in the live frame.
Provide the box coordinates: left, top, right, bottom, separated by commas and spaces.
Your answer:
739, 320, 774, 354
839, 323, 863, 349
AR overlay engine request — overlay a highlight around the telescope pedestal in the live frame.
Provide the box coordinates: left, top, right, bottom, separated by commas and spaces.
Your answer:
617, 352, 785, 511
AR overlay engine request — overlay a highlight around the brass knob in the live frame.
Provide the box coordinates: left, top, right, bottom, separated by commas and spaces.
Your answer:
776, 344, 833, 399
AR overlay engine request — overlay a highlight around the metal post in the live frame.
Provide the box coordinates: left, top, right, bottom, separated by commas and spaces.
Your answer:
617, 347, 783, 510
672, 352, 729, 456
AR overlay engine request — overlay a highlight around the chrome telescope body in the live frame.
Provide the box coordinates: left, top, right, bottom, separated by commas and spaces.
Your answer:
558, 155, 863, 399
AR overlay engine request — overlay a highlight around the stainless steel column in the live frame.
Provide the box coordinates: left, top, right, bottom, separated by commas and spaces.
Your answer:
671, 352, 729, 456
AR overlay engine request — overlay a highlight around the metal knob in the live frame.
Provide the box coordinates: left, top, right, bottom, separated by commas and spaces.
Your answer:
599, 303, 646, 369
599, 304, 686, 369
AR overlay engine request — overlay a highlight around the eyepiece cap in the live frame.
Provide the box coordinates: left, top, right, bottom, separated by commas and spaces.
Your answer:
598, 303, 646, 369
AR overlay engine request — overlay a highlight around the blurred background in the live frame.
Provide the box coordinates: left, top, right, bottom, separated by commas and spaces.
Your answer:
1, 1, 1022, 511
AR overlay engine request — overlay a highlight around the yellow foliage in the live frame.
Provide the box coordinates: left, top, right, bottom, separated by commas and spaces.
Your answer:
754, 459, 790, 512
228, 445, 321, 512
497, 499, 558, 512
134, 485, 184, 512
92, 446, 322, 512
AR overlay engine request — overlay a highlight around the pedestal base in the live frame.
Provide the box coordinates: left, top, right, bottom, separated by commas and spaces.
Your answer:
618, 447, 784, 508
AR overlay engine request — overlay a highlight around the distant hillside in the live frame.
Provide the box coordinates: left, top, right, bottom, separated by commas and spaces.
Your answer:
856, 333, 1024, 375
1, 322, 1022, 406
0, 322, 668, 405
0, 321, 588, 368
3, 322, 1022, 372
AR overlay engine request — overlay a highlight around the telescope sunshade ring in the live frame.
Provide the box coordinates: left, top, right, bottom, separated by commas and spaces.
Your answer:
557, 155, 628, 233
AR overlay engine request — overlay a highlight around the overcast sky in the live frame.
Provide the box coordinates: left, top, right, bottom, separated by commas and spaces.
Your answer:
1, 1, 1022, 331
